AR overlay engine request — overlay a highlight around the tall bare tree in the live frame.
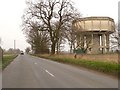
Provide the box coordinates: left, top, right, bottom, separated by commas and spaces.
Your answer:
110, 22, 120, 51
61, 9, 81, 53
23, 0, 81, 54
22, 17, 50, 54
25, 47, 31, 54
118, 21, 120, 51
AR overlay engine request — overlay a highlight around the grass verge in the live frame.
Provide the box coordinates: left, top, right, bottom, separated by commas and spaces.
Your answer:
34, 54, 120, 76
2, 54, 18, 70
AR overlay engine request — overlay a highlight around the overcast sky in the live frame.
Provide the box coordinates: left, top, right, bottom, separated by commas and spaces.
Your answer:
0, 0, 119, 51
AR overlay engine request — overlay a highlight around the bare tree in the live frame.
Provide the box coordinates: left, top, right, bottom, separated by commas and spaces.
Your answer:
118, 21, 120, 51
61, 8, 81, 53
110, 22, 120, 51
23, 0, 80, 54
65, 29, 77, 53
22, 18, 50, 54
25, 47, 31, 54
0, 38, 2, 61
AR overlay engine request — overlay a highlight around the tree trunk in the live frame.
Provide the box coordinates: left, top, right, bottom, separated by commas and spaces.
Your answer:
51, 42, 56, 54
56, 41, 60, 54
70, 42, 73, 53
70, 45, 72, 53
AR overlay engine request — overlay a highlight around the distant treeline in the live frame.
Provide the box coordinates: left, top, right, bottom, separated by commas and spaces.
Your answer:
3, 48, 21, 54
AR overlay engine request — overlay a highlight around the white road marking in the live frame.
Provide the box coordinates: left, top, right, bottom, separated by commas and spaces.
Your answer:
34, 63, 55, 77
45, 70, 55, 77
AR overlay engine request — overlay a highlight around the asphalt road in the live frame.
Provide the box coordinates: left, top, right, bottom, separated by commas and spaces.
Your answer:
2, 54, 118, 88
0, 72, 2, 89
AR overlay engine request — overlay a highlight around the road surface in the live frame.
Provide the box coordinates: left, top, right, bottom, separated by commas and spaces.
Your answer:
0, 71, 2, 89
2, 54, 118, 88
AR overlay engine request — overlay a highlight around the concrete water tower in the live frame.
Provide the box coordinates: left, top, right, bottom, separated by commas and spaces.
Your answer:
72, 17, 115, 54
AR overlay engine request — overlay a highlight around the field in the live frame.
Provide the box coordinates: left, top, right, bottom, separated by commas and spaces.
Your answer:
34, 54, 120, 76
2, 54, 18, 69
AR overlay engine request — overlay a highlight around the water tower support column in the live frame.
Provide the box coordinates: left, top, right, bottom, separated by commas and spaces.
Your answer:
101, 34, 106, 53
92, 34, 100, 54
106, 34, 109, 52
80, 35, 84, 49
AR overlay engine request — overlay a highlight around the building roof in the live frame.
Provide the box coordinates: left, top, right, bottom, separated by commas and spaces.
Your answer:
73, 16, 114, 24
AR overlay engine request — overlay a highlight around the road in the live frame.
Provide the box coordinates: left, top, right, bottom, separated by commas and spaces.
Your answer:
0, 71, 2, 89
2, 54, 118, 88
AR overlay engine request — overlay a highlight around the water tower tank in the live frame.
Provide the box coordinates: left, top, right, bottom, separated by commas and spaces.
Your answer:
72, 17, 115, 54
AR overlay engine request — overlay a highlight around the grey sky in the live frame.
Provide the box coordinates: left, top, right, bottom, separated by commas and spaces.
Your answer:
0, 0, 119, 51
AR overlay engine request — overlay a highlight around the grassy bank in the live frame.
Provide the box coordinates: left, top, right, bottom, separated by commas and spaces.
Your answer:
34, 54, 120, 76
2, 54, 18, 69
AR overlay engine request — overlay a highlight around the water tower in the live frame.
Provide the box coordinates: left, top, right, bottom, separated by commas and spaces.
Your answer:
72, 17, 115, 54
